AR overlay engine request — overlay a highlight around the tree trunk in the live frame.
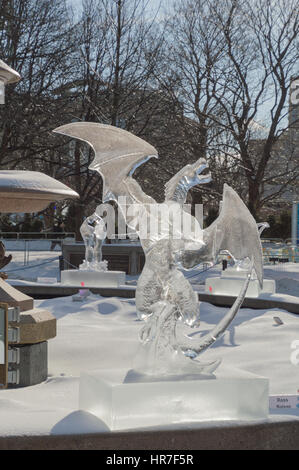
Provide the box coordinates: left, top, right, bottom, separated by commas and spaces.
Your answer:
111, 0, 122, 126
247, 179, 260, 221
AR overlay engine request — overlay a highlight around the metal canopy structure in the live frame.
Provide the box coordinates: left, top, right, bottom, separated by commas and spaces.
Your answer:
0, 59, 21, 85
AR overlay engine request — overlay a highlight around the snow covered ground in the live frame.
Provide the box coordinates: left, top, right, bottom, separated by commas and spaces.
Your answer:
5, 244, 299, 296
0, 247, 299, 437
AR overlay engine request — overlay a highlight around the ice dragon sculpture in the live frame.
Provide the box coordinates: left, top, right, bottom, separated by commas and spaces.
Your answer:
54, 123, 263, 377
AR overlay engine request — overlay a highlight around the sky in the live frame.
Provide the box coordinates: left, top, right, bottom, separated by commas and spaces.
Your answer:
65, 0, 293, 130
67, 0, 173, 19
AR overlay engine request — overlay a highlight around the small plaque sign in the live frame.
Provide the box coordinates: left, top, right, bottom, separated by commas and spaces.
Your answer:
269, 395, 299, 409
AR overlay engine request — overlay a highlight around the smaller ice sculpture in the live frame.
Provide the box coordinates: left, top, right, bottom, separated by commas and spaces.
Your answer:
79, 210, 108, 272
205, 221, 275, 297
60, 205, 125, 288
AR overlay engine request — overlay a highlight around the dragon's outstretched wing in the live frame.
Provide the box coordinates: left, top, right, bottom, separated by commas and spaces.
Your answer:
181, 184, 263, 286
53, 122, 158, 201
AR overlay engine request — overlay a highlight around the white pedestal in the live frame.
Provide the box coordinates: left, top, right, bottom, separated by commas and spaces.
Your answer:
205, 268, 275, 297
79, 366, 269, 431
60, 270, 126, 288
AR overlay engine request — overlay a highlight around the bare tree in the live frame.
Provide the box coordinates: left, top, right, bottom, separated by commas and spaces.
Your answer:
157, 0, 298, 218
52, 0, 169, 237
0, 0, 78, 172
152, 0, 240, 210
208, 0, 299, 218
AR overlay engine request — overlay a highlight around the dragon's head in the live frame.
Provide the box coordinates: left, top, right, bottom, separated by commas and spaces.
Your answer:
164, 158, 212, 202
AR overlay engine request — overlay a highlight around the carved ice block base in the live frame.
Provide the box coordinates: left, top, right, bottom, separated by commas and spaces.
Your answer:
79, 366, 269, 431
205, 268, 275, 297
60, 270, 126, 288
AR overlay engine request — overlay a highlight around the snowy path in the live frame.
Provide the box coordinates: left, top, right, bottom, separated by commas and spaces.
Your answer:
0, 293, 298, 436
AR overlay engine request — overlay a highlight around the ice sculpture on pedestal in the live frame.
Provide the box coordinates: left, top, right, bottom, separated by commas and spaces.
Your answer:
60, 205, 126, 288
54, 123, 269, 428
204, 221, 275, 297
60, 207, 125, 288
79, 211, 108, 272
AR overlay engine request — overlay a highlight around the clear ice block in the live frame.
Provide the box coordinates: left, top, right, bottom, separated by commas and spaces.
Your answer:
60, 270, 125, 288
79, 366, 269, 431
205, 267, 275, 297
